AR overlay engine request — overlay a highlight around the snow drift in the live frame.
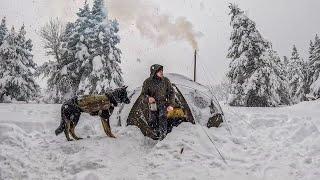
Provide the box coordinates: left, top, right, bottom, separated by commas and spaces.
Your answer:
0, 100, 320, 179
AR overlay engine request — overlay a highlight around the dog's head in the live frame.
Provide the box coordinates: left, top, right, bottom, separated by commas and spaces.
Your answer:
113, 86, 130, 104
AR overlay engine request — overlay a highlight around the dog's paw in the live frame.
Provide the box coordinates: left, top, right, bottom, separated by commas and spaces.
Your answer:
109, 135, 116, 138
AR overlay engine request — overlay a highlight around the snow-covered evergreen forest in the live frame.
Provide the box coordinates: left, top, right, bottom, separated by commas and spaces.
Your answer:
226, 4, 319, 107
1, 0, 123, 103
1, 2, 319, 106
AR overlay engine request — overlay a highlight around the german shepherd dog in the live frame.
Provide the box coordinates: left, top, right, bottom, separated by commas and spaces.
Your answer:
55, 86, 130, 141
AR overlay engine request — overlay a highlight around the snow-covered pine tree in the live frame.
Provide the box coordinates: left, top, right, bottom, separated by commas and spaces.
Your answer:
305, 40, 315, 96
38, 0, 124, 102
272, 49, 291, 105
307, 35, 320, 99
58, 1, 92, 97
91, 0, 107, 22
287, 45, 306, 103
71, 1, 97, 94
38, 1, 91, 102
78, 0, 123, 94
227, 4, 290, 107
0, 25, 39, 102
0, 17, 8, 46
282, 55, 290, 80
283, 56, 289, 67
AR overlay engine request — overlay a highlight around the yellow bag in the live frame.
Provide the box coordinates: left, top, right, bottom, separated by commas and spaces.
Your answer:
167, 108, 186, 119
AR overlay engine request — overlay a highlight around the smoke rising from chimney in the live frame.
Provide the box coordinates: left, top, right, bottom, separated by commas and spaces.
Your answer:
107, 0, 202, 49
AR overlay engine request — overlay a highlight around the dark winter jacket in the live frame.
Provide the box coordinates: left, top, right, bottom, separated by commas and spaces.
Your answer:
141, 64, 175, 106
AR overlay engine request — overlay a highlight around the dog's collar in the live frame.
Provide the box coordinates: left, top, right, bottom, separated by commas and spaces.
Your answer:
106, 93, 118, 107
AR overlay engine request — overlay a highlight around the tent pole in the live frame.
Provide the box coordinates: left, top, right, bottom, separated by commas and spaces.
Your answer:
194, 49, 197, 82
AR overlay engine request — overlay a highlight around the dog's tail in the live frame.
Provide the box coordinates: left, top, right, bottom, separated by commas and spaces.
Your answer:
55, 112, 66, 136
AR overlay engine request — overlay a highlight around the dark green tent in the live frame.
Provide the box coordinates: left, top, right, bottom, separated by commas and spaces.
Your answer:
117, 73, 224, 140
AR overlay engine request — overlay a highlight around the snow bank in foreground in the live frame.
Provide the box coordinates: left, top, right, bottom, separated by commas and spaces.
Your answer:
0, 101, 320, 179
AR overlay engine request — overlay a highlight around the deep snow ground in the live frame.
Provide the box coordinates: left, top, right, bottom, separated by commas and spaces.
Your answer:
0, 101, 320, 180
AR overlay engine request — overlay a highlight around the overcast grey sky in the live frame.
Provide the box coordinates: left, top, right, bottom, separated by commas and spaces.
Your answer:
0, 0, 319, 88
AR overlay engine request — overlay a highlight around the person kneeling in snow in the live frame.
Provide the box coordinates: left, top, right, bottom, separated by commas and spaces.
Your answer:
141, 64, 175, 140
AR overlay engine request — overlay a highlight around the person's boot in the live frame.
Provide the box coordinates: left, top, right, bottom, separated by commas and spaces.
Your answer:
158, 132, 166, 140
158, 106, 168, 137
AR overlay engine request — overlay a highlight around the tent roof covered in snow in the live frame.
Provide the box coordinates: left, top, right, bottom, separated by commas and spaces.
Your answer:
117, 73, 224, 139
